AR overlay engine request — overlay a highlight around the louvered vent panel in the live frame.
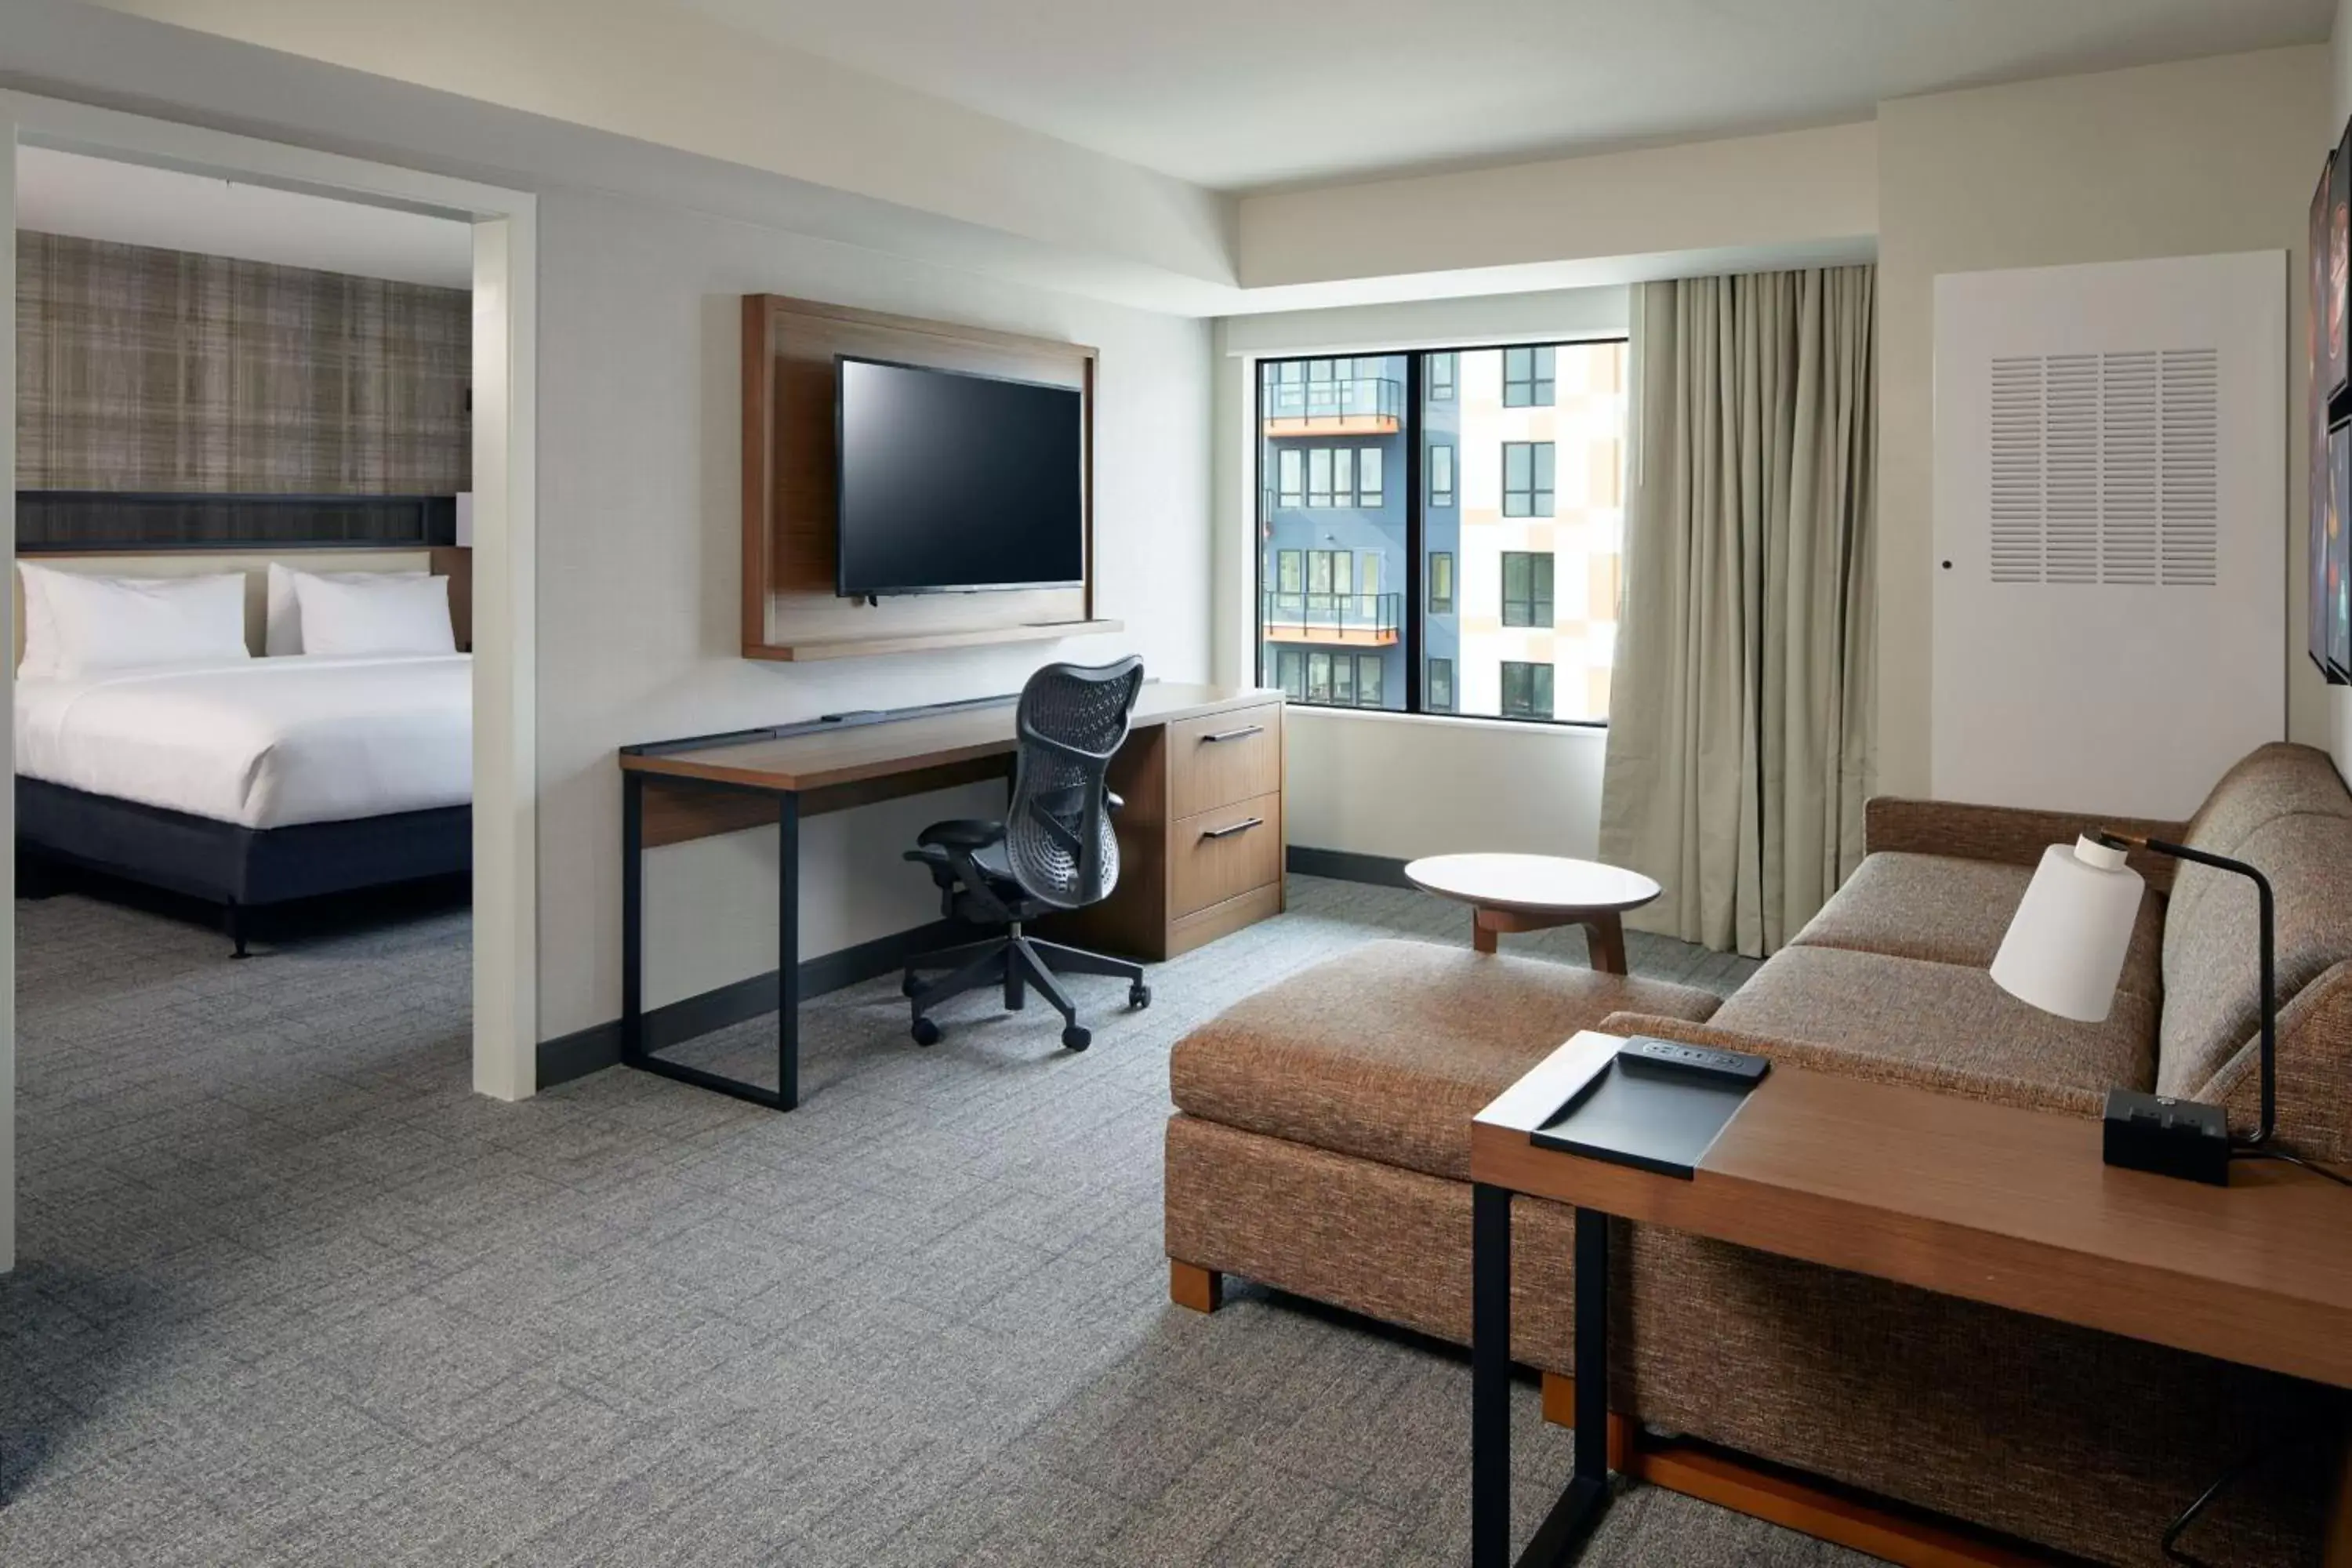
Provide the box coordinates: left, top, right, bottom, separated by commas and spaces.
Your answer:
1981, 347, 2220, 588
1988, 358, 2043, 583
2161, 349, 2220, 585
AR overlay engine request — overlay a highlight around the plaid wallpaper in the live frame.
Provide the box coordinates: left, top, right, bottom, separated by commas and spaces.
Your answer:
16, 231, 470, 494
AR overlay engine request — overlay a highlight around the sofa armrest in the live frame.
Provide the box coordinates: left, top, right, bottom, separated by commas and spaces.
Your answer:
2204, 960, 2352, 1165
1599, 1011, 2107, 1121
1863, 797, 2187, 893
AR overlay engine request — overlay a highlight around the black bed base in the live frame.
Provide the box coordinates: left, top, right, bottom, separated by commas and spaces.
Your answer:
16, 779, 470, 956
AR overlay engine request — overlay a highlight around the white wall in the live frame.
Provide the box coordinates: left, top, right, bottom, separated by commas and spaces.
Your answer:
536, 188, 1212, 1033
1875, 45, 2329, 797
1213, 285, 1628, 861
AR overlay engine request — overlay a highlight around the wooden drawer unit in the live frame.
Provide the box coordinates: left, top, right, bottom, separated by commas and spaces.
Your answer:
1044, 692, 1285, 962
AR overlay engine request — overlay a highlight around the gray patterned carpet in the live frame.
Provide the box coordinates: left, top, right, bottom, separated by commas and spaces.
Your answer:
0, 873, 1866, 1566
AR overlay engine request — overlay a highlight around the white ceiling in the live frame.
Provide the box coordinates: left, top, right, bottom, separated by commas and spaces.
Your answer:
681, 0, 2332, 191
13, 147, 474, 289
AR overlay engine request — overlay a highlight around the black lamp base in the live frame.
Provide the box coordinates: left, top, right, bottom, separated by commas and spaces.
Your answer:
2102, 1089, 2231, 1185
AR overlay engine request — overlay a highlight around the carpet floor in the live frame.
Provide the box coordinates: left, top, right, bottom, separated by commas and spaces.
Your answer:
0, 873, 1871, 1566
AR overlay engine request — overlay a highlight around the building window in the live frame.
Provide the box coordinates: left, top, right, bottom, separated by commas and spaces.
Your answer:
1501, 661, 1554, 720
1256, 340, 1624, 722
1503, 441, 1555, 517
1504, 345, 1555, 407
1275, 646, 1304, 699
1501, 552, 1554, 628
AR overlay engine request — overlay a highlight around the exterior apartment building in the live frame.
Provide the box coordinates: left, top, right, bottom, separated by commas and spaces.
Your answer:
1259, 339, 1627, 726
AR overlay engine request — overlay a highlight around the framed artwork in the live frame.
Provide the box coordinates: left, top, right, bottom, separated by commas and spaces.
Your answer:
2332, 421, 2351, 681
2333, 125, 2350, 397
2315, 154, 2336, 678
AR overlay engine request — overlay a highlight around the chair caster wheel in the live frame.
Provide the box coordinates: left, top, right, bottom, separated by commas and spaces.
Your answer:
902, 974, 920, 997
1128, 982, 1151, 1010
1062, 1025, 1091, 1051
912, 1017, 942, 1047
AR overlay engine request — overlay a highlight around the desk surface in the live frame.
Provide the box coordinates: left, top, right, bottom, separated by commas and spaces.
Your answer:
621, 682, 1278, 793
1472, 1032, 2352, 1390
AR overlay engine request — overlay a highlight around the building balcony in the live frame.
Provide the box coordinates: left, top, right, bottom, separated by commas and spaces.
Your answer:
1261, 590, 1403, 645
1262, 376, 1403, 437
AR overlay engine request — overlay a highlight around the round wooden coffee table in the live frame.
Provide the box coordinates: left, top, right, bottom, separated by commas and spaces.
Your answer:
1403, 853, 1662, 974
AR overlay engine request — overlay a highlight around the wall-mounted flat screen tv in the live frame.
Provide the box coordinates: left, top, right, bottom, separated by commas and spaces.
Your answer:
835, 355, 1085, 597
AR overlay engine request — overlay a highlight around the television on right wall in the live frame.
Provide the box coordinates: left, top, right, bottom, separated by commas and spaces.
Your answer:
2310, 133, 2350, 682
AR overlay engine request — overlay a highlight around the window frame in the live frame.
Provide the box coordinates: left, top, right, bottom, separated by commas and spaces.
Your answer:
1254, 339, 1620, 730
1428, 550, 1454, 615
1502, 441, 1555, 518
1500, 659, 1555, 720
1501, 550, 1555, 629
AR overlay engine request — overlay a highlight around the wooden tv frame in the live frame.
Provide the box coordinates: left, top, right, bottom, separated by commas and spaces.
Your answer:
739, 293, 1120, 662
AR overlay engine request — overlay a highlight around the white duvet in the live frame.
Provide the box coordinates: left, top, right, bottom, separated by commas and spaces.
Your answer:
15, 654, 471, 829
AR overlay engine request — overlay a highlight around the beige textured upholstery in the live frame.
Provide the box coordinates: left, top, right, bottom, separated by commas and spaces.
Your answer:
1165, 742, 2352, 1568
1708, 944, 2158, 1096
1171, 940, 1720, 1183
1789, 849, 2163, 1002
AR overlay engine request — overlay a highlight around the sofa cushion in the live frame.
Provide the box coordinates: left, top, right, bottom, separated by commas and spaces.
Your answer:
1791, 851, 2163, 1004
1167, 938, 1721, 1182
2165, 743, 2352, 983
1709, 946, 2156, 1098
2158, 810, 2352, 1099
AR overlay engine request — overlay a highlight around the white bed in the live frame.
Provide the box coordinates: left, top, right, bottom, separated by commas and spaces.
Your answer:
15, 652, 472, 829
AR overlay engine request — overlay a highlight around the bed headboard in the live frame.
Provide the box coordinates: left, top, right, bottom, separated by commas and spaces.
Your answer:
11, 549, 472, 666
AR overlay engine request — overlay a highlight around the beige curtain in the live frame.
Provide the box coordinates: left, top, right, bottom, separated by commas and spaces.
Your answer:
1598, 266, 1877, 958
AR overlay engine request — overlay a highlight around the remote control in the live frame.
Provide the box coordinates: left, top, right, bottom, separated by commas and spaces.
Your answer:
1617, 1035, 1769, 1087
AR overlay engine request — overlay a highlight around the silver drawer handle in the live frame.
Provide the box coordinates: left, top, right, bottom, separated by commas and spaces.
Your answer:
1201, 724, 1265, 743
1201, 817, 1265, 840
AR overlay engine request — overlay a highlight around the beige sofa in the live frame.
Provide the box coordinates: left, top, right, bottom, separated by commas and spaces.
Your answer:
1166, 742, 2352, 1566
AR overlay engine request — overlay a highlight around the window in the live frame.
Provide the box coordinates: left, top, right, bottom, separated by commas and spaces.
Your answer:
1501, 551, 1554, 628
1504, 442, 1555, 517
1501, 661, 1554, 720
1504, 345, 1555, 407
1276, 448, 1302, 508
1275, 647, 1304, 699
1257, 341, 1624, 722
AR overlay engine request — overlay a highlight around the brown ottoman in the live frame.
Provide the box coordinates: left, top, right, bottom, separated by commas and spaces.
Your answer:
1163, 938, 1720, 1359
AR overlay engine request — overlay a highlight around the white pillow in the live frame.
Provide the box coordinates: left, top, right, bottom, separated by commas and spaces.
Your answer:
21, 564, 250, 677
291, 570, 456, 657
266, 562, 428, 655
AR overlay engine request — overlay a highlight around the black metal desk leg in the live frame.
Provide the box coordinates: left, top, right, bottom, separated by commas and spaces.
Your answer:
622, 771, 644, 1064
777, 790, 800, 1111
1472, 1181, 1512, 1568
1506, 1205, 1613, 1567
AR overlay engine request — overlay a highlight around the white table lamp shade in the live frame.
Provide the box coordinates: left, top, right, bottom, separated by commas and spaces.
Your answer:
1991, 837, 2145, 1023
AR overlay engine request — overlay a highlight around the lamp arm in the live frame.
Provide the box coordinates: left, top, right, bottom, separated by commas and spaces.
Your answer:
2109, 833, 2274, 1148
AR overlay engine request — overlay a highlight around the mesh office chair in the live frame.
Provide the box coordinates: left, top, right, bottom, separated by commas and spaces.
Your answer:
901, 657, 1150, 1051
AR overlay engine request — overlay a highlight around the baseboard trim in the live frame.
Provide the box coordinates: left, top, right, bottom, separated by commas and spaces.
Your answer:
1286, 845, 1415, 888
536, 917, 974, 1089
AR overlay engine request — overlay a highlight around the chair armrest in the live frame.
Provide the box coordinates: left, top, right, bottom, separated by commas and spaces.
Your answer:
1862, 797, 2188, 893
916, 818, 1004, 851
1599, 1011, 2108, 1121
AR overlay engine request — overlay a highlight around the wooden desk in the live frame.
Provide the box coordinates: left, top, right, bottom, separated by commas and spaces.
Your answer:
1468, 1032, 2352, 1567
619, 683, 1283, 1109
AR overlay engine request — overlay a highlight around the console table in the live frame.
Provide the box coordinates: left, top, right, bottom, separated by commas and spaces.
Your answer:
1468, 1032, 2352, 1568
619, 682, 1283, 1109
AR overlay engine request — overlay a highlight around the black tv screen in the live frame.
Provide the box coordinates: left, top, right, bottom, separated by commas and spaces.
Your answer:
835, 356, 1085, 597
